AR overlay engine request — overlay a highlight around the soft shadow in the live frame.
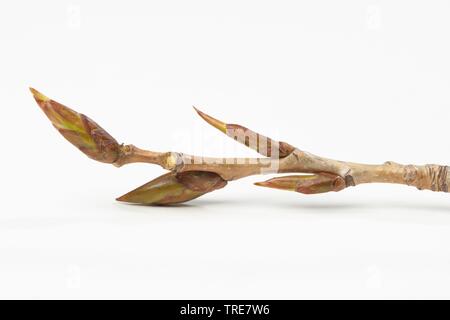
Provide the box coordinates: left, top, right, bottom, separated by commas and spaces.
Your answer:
119, 202, 195, 208
114, 197, 450, 213
271, 199, 450, 213
115, 199, 232, 210
282, 202, 366, 211
373, 201, 450, 212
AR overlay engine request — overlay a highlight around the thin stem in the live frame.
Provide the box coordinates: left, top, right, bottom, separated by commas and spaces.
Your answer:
30, 87, 450, 197
113, 145, 450, 193
113, 145, 172, 169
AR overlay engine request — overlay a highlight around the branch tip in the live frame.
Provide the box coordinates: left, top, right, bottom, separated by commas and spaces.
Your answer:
29, 87, 50, 103
30, 87, 120, 163
193, 106, 227, 133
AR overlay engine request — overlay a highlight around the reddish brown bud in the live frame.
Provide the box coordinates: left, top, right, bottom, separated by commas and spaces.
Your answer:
116, 171, 227, 205
255, 172, 346, 194
31, 87, 120, 163
193, 107, 294, 158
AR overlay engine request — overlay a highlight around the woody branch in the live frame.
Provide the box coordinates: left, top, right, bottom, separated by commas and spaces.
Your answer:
30, 87, 450, 205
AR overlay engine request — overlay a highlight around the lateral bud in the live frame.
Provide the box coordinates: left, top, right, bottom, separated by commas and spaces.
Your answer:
255, 172, 346, 194
116, 171, 227, 205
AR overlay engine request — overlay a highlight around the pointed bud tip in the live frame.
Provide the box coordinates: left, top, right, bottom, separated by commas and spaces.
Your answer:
193, 107, 227, 134
116, 191, 141, 203
254, 180, 296, 191
115, 195, 127, 202
254, 181, 269, 188
254, 176, 306, 192
29, 87, 50, 103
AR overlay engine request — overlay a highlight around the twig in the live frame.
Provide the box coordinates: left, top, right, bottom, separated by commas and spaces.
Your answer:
31, 87, 449, 205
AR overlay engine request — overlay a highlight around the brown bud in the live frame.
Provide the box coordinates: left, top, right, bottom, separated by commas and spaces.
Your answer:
193, 107, 294, 158
116, 171, 227, 205
30, 87, 120, 163
255, 172, 346, 194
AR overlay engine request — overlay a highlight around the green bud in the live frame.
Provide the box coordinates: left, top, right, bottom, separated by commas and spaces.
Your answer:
116, 171, 227, 205
31, 87, 120, 163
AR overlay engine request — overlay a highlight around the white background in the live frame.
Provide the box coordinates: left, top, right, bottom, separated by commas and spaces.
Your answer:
1, 0, 450, 299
